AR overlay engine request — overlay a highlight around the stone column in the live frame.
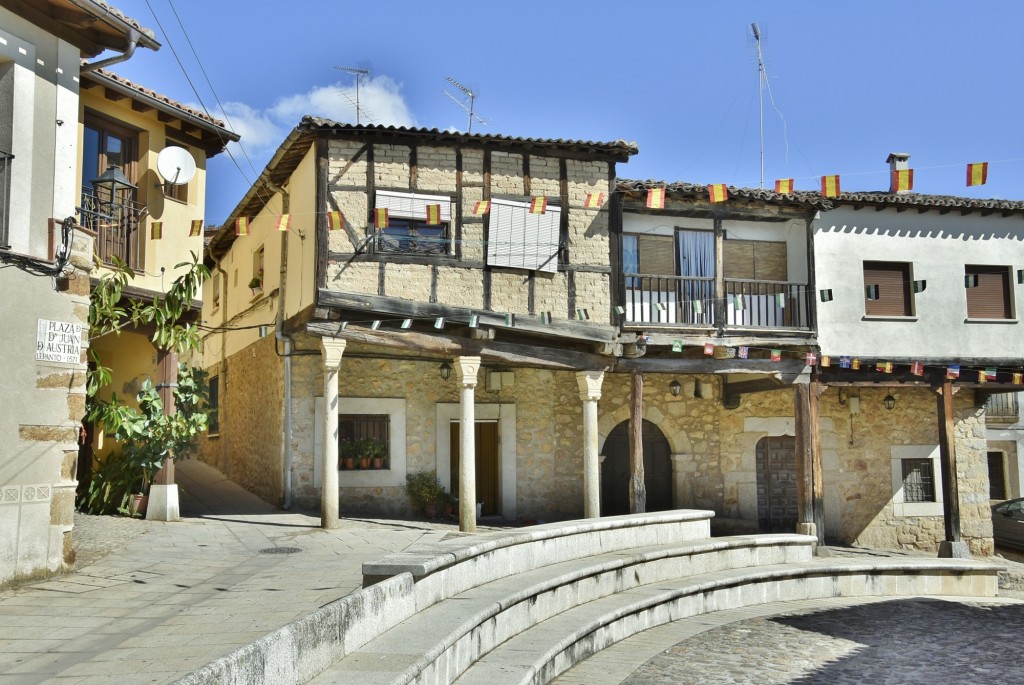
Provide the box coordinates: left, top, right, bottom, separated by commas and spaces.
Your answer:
456, 356, 480, 533
320, 338, 347, 530
576, 370, 605, 518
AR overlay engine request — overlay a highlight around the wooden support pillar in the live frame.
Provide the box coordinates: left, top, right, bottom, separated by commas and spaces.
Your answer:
629, 370, 646, 513
456, 356, 481, 533
936, 379, 963, 544
576, 370, 604, 518
794, 380, 824, 543
320, 338, 347, 530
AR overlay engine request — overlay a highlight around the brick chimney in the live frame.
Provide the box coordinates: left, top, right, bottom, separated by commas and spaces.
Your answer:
886, 152, 911, 193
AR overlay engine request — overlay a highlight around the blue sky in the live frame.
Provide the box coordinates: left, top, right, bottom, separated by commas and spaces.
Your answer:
105, 0, 1024, 224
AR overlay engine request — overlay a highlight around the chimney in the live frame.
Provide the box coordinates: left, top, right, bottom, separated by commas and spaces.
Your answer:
887, 152, 911, 193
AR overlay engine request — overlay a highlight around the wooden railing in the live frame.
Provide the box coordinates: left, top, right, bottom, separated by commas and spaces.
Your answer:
79, 186, 147, 271
623, 273, 814, 331
985, 393, 1019, 424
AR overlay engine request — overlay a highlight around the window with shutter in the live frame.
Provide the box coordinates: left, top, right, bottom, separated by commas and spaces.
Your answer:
965, 264, 1012, 319
486, 198, 560, 273
863, 261, 912, 317
636, 235, 675, 275
723, 240, 787, 281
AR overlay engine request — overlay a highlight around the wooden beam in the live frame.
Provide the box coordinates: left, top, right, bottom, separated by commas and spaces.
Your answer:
936, 379, 961, 543
157, 111, 175, 123
617, 358, 808, 378
629, 370, 647, 513
794, 381, 823, 542
131, 100, 153, 113
104, 87, 127, 102
723, 377, 786, 407
306, 321, 612, 371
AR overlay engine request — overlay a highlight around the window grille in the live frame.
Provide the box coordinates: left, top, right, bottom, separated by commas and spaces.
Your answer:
902, 458, 935, 503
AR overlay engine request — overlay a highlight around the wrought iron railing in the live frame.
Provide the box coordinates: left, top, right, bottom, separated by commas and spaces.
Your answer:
623, 273, 814, 331
0, 151, 12, 248
79, 185, 147, 271
986, 393, 1019, 424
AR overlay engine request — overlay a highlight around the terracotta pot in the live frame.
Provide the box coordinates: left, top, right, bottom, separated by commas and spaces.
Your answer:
129, 493, 148, 518
343, 458, 354, 470
359, 458, 370, 469
424, 502, 438, 519
372, 457, 382, 470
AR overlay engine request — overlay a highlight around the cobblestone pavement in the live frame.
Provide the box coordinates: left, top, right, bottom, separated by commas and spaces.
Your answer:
70, 513, 153, 569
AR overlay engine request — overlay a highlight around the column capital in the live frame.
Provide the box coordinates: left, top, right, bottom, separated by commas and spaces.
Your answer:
455, 355, 481, 387
576, 369, 605, 402
320, 337, 347, 370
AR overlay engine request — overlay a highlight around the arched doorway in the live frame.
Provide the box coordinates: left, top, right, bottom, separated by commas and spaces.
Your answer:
600, 419, 672, 515
756, 436, 797, 532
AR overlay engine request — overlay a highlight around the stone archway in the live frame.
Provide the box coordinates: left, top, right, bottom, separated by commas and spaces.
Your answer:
600, 419, 672, 516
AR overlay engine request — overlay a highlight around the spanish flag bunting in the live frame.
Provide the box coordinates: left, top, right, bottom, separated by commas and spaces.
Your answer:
473, 200, 490, 215
966, 162, 988, 187
375, 207, 389, 228
738, 346, 749, 359
276, 214, 291, 232
646, 187, 666, 209
584, 192, 604, 208
911, 361, 924, 376
876, 361, 894, 373
985, 367, 998, 381
150, 221, 162, 240
946, 364, 960, 380
770, 349, 782, 362
327, 210, 344, 231
774, 178, 794, 194
891, 168, 914, 192
806, 352, 817, 366
978, 370, 988, 383
821, 355, 831, 368
425, 204, 442, 225
1013, 372, 1023, 385
703, 342, 715, 356
190, 219, 203, 237
530, 196, 547, 215
708, 184, 728, 203
851, 358, 861, 370
235, 217, 250, 236
821, 175, 841, 198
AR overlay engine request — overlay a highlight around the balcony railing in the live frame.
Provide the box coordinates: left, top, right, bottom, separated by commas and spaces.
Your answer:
0, 151, 12, 248
985, 393, 1019, 425
79, 186, 147, 271
623, 273, 814, 331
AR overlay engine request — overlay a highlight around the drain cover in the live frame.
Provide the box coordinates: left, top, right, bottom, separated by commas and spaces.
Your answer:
258, 546, 302, 555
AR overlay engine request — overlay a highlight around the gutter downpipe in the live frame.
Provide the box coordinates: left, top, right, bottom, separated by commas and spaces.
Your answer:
80, 29, 140, 73
270, 183, 294, 510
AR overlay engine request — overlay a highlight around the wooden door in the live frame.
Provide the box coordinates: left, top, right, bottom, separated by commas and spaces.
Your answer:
450, 421, 500, 516
988, 452, 1007, 500
756, 436, 798, 532
600, 419, 672, 516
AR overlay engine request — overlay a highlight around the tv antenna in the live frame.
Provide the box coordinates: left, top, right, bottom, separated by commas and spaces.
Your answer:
444, 76, 489, 133
750, 23, 789, 189
336, 65, 370, 124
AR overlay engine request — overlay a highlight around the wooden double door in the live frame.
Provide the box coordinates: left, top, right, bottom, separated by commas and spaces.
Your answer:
600, 419, 673, 516
450, 421, 500, 516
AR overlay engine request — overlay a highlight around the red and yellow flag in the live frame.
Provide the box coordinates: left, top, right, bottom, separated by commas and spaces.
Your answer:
966, 162, 988, 187
375, 207, 389, 228
530, 196, 547, 215
1013, 372, 1023, 385
978, 370, 988, 383
276, 214, 291, 232
851, 358, 861, 370
235, 217, 249, 236
327, 210, 344, 231
473, 200, 490, 215
821, 175, 841, 198
646, 187, 666, 209
876, 361, 894, 374
150, 221, 162, 240
425, 204, 442, 225
891, 168, 914, 192
190, 219, 203, 237
708, 184, 728, 203
584, 192, 604, 208
821, 355, 831, 368
911, 361, 924, 376
774, 178, 794, 194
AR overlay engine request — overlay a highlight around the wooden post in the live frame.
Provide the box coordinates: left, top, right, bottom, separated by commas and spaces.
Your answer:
937, 379, 961, 543
629, 370, 646, 513
794, 380, 823, 542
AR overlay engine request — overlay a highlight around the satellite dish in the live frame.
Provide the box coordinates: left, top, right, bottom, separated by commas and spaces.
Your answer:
156, 146, 196, 186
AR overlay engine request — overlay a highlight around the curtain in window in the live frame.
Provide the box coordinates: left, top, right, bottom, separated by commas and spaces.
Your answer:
678, 229, 714, 323
623, 235, 638, 286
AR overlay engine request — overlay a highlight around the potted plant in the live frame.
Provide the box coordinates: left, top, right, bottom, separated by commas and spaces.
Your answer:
405, 470, 446, 518
248, 276, 262, 296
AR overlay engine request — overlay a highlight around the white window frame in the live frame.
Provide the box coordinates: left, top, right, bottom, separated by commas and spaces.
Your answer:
486, 197, 561, 273
891, 445, 944, 517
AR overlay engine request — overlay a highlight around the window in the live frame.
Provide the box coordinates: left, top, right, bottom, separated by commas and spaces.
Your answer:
901, 458, 935, 503
207, 376, 219, 435
487, 197, 560, 273
339, 414, 390, 470
374, 190, 452, 255
211, 272, 221, 311
252, 246, 264, 290
81, 116, 137, 187
163, 179, 189, 203
863, 261, 913, 317
965, 264, 1013, 319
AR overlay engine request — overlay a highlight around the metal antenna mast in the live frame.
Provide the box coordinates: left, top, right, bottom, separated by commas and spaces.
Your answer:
751, 23, 766, 189
444, 76, 488, 133
336, 65, 369, 124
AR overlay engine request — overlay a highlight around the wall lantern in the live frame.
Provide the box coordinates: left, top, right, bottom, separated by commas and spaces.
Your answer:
439, 361, 453, 381
883, 394, 897, 411
91, 165, 136, 205
669, 379, 682, 397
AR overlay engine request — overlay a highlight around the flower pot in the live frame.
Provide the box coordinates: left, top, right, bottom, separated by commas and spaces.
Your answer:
129, 493, 148, 518
358, 458, 370, 469
371, 457, 382, 470
424, 502, 438, 519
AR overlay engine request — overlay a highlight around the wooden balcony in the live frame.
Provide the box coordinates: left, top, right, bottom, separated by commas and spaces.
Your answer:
985, 393, 1019, 426
80, 186, 147, 271
623, 273, 814, 332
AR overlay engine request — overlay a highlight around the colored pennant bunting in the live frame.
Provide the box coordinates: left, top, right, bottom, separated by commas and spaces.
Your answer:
375, 207, 389, 228
946, 364, 960, 380
985, 367, 998, 381
150, 221, 162, 240
965, 274, 979, 288
738, 346, 750, 359
434, 317, 445, 329
190, 219, 203, 237
774, 178, 794, 194
692, 300, 703, 315
235, 217, 250, 236
876, 361, 894, 373
821, 175, 841, 198
839, 356, 852, 369
703, 342, 715, 356
978, 370, 988, 383
865, 284, 880, 300
770, 349, 782, 362
708, 184, 728, 203
1013, 372, 1023, 385
1018, 269, 1024, 285
646, 187, 666, 209
400, 319, 412, 329
530, 196, 547, 215
911, 361, 924, 376
672, 340, 683, 353
584, 192, 604, 208
327, 210, 344, 231
891, 168, 914, 192
468, 315, 479, 328
576, 308, 590, 320
615, 305, 626, 315
276, 214, 291, 232
733, 294, 745, 310
851, 358, 861, 370
425, 204, 442, 225
370, 320, 381, 330
966, 162, 988, 187
821, 356, 831, 368
540, 311, 552, 324
820, 289, 834, 302
806, 352, 817, 366
505, 313, 516, 327
775, 293, 786, 308
473, 200, 491, 215
912, 280, 927, 293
